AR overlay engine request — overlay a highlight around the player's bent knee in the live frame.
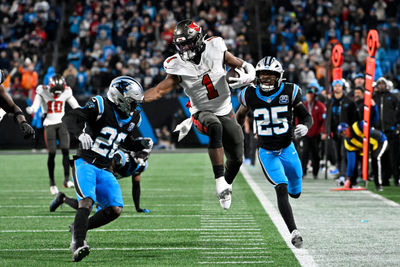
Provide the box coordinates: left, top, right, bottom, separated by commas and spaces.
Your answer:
109, 206, 123, 217
208, 122, 223, 148
133, 174, 141, 182
79, 198, 94, 210
275, 183, 288, 196
289, 192, 301, 199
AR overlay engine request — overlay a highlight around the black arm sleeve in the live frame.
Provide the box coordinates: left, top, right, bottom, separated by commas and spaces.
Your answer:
62, 98, 99, 138
294, 102, 313, 129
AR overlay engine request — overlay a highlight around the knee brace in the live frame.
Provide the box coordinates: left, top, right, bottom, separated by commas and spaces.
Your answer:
208, 122, 223, 149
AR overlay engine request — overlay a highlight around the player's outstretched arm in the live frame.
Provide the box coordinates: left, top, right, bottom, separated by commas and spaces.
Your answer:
144, 74, 179, 103
0, 84, 35, 139
236, 105, 249, 126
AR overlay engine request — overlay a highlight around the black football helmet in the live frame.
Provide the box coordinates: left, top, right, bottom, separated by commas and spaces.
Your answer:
49, 74, 66, 94
173, 20, 205, 61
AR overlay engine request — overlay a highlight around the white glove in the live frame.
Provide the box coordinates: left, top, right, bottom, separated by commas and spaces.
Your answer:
26, 106, 33, 115
78, 133, 93, 150
228, 61, 256, 89
294, 124, 308, 138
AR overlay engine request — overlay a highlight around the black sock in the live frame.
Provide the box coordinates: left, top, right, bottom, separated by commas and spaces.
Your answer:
62, 149, 70, 182
87, 207, 119, 230
65, 197, 79, 210
73, 207, 90, 247
212, 165, 224, 179
48, 152, 56, 186
224, 159, 242, 184
275, 184, 297, 233
132, 179, 141, 211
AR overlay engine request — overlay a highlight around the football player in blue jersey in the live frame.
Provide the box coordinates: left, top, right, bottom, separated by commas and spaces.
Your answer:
49, 136, 153, 213
236, 57, 312, 248
62, 76, 145, 262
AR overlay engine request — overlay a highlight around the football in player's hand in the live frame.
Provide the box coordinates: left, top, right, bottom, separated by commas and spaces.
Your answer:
226, 68, 240, 84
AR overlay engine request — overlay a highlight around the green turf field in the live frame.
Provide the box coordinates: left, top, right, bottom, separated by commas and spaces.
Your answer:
0, 153, 300, 266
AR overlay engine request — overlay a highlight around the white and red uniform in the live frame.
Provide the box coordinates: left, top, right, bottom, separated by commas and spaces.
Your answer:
164, 36, 232, 116
29, 85, 80, 126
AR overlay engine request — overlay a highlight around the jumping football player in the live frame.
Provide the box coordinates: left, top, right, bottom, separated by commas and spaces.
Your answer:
236, 57, 312, 248
144, 19, 255, 210
26, 74, 80, 194
50, 136, 153, 213
0, 69, 35, 138
62, 76, 144, 261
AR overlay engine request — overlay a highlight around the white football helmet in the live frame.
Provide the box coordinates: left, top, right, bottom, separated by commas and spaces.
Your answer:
107, 76, 144, 116
255, 56, 284, 91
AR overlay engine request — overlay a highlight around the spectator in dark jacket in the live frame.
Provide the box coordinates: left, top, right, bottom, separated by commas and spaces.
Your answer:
301, 87, 326, 179
326, 79, 360, 178
373, 77, 400, 186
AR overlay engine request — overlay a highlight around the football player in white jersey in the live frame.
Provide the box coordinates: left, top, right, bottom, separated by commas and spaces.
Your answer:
26, 74, 80, 194
144, 20, 255, 210
0, 69, 35, 137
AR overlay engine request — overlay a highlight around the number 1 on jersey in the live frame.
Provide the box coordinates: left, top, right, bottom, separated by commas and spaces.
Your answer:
202, 74, 219, 100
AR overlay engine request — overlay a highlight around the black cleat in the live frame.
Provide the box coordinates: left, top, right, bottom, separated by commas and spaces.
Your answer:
49, 192, 65, 212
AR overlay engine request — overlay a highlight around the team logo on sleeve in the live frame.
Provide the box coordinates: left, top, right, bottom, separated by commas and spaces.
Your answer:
85, 101, 96, 109
279, 95, 289, 104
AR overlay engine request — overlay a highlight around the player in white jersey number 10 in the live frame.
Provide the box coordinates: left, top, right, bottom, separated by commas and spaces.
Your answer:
144, 20, 255, 210
26, 74, 80, 195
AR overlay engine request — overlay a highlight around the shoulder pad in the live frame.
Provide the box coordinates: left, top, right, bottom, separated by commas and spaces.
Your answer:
205, 36, 227, 52
36, 85, 45, 95
164, 54, 179, 68
64, 86, 73, 97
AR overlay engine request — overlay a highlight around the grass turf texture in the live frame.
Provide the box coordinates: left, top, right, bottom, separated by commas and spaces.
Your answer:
0, 153, 299, 266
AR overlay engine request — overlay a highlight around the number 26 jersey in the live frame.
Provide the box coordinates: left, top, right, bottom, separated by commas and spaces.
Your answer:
239, 83, 303, 150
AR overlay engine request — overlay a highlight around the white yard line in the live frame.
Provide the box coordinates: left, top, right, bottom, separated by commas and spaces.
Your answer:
241, 167, 318, 267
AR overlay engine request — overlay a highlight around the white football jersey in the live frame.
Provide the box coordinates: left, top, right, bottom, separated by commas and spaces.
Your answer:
164, 36, 232, 116
30, 85, 80, 126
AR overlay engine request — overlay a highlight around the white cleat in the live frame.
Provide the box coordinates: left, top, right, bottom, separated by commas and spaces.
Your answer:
50, 185, 59, 195
64, 180, 74, 188
215, 177, 232, 210
291, 229, 303, 248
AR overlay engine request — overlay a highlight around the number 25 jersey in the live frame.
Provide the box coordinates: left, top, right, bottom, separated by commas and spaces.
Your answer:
239, 83, 303, 150
163, 36, 232, 116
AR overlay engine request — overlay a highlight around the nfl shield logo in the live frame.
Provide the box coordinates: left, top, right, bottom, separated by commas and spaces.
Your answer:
128, 123, 136, 131
279, 95, 289, 104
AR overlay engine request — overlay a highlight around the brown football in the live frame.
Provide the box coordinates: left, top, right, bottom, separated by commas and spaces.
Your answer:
226, 68, 240, 84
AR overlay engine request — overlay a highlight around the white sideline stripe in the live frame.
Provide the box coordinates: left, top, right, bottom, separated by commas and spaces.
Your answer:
199, 261, 273, 264
0, 228, 260, 233
361, 190, 400, 207
0, 247, 266, 252
241, 167, 318, 267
